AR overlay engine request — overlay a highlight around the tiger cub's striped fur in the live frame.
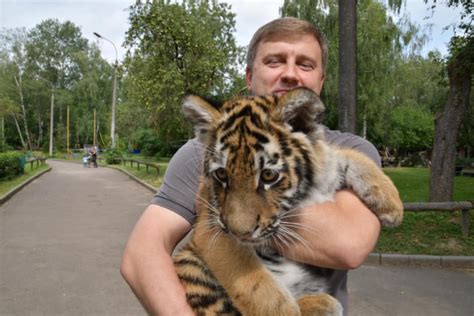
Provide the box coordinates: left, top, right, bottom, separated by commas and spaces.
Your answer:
174, 88, 403, 316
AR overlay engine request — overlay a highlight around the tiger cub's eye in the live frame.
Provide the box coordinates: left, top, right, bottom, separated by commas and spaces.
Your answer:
260, 169, 279, 184
213, 168, 228, 183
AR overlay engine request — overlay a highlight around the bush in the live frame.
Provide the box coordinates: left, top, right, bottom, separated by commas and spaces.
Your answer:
133, 128, 162, 157
0, 152, 25, 180
104, 148, 123, 164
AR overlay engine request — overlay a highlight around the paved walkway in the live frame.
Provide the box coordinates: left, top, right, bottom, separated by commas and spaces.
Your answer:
0, 160, 150, 315
1, 160, 473, 315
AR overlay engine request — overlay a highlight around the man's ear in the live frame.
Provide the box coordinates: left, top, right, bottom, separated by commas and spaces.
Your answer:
245, 66, 253, 91
182, 95, 221, 144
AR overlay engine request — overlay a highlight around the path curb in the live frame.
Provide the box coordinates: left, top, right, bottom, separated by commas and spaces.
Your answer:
106, 165, 158, 193
365, 253, 474, 269
0, 167, 52, 206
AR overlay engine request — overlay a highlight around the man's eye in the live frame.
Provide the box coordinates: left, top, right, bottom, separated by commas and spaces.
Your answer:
260, 169, 279, 184
299, 63, 314, 71
213, 168, 228, 183
266, 59, 281, 67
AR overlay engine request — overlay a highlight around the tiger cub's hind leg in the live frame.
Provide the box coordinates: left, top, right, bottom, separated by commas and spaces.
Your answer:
174, 246, 241, 316
298, 294, 343, 316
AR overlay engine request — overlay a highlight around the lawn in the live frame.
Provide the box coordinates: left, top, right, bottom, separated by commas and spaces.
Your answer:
377, 168, 474, 255
383, 167, 474, 202
109, 158, 169, 189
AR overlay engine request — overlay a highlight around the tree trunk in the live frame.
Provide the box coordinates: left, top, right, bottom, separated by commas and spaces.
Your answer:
338, 0, 357, 134
1, 116, 4, 151
13, 74, 33, 150
11, 113, 27, 149
429, 46, 472, 202
37, 115, 43, 148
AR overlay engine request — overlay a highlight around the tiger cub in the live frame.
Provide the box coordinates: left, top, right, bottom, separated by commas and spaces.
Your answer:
174, 88, 403, 316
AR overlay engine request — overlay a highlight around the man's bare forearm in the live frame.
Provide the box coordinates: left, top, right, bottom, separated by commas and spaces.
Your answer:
121, 204, 194, 315
280, 190, 381, 269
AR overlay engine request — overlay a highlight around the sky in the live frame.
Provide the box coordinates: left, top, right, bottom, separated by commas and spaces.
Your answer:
0, 0, 463, 64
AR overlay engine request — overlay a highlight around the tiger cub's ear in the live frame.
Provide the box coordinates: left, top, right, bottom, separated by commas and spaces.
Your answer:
182, 95, 222, 144
276, 88, 325, 142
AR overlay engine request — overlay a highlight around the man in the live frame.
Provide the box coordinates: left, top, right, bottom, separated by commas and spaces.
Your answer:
121, 17, 381, 315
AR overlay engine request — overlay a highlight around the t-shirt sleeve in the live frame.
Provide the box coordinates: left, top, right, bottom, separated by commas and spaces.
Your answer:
323, 127, 381, 167
150, 139, 203, 224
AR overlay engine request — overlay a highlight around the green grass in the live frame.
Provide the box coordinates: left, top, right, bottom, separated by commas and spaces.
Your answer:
383, 167, 474, 202
0, 163, 50, 196
377, 167, 474, 255
109, 159, 169, 188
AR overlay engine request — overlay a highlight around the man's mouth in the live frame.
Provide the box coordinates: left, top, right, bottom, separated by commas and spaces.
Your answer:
273, 89, 290, 96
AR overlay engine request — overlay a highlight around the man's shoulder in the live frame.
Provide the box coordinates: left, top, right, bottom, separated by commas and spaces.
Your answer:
169, 138, 203, 162
323, 127, 381, 167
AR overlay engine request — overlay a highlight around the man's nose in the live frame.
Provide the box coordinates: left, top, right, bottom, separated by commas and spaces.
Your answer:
281, 64, 300, 85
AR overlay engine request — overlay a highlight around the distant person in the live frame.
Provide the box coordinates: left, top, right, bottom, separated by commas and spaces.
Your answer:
82, 154, 89, 168
91, 146, 98, 168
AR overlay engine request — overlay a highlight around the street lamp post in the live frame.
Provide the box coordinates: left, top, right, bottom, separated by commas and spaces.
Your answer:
49, 87, 55, 156
93, 32, 118, 148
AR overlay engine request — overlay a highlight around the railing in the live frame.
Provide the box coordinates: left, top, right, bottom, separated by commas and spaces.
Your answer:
118, 158, 160, 176
404, 201, 473, 237
27, 157, 47, 170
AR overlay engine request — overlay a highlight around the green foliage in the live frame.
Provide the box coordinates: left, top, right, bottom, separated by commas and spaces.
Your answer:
132, 128, 161, 157
104, 148, 123, 164
0, 161, 49, 195
124, 0, 245, 147
387, 105, 434, 152
0, 20, 116, 152
0, 151, 25, 179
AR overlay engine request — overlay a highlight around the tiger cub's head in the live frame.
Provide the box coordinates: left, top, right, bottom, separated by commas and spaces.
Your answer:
183, 88, 325, 245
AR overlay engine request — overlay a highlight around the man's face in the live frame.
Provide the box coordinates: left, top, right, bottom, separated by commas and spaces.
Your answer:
246, 34, 325, 97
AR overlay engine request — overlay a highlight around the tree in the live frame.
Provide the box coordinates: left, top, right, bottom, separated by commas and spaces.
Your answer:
280, 0, 425, 139
0, 97, 22, 151
425, 0, 473, 201
429, 36, 473, 201
0, 28, 33, 150
338, 0, 357, 133
124, 0, 244, 152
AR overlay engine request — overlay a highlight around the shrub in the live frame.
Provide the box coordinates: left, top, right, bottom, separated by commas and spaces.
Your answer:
0, 152, 25, 180
133, 128, 162, 157
104, 148, 123, 164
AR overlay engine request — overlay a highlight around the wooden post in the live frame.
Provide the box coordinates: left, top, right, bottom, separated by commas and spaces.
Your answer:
462, 209, 470, 238
67, 106, 70, 154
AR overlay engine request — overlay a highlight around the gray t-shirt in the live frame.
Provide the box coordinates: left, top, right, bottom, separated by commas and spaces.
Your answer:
151, 127, 381, 314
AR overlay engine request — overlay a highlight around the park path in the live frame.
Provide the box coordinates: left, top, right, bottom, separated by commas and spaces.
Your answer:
1, 160, 473, 315
0, 160, 150, 315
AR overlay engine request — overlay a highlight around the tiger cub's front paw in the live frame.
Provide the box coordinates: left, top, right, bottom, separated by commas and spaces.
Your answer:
298, 293, 343, 316
366, 182, 404, 228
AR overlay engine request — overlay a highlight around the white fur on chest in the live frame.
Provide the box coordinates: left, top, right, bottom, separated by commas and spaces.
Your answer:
264, 257, 328, 298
